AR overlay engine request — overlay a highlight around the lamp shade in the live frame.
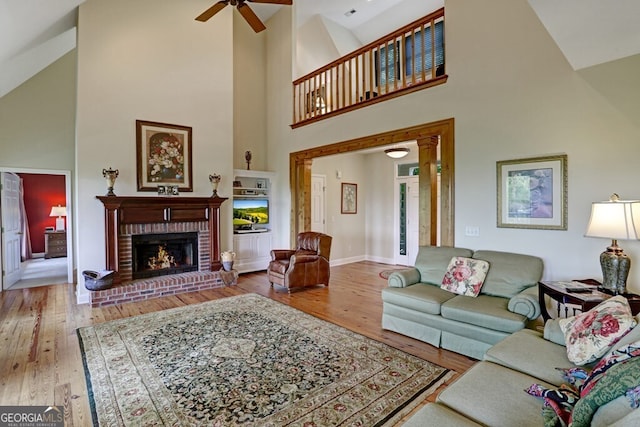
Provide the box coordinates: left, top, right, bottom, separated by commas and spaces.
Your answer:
384, 147, 410, 159
49, 205, 67, 217
585, 198, 640, 240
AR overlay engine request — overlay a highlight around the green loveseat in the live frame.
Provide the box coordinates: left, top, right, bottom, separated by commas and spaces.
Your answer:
381, 246, 544, 359
404, 317, 640, 426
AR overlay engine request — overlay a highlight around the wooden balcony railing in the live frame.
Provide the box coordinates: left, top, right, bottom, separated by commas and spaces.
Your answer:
292, 8, 446, 128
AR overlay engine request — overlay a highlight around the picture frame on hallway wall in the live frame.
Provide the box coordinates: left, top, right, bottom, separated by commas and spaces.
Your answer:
497, 154, 567, 230
136, 120, 193, 192
341, 183, 357, 214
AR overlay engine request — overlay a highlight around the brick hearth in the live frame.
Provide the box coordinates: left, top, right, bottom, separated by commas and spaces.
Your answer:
88, 270, 237, 307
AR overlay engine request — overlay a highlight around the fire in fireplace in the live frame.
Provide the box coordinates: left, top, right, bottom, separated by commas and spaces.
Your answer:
132, 232, 198, 279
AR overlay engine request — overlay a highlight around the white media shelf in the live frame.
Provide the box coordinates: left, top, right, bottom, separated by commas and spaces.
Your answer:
232, 169, 275, 273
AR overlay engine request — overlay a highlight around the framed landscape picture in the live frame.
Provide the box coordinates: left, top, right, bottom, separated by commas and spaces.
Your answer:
341, 183, 357, 214
136, 120, 193, 192
497, 154, 567, 230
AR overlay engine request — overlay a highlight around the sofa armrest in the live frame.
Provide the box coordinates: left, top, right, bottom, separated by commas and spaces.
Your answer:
388, 268, 421, 288
507, 286, 541, 320
543, 318, 566, 346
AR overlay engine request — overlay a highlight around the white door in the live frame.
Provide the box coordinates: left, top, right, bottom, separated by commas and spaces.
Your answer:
1, 172, 23, 289
311, 174, 326, 233
394, 177, 419, 266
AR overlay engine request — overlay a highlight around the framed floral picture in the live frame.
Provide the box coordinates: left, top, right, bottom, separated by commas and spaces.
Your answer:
341, 183, 357, 214
136, 120, 193, 192
497, 154, 567, 230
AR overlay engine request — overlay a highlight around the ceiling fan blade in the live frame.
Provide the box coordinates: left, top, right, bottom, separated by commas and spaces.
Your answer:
237, 3, 267, 33
195, 1, 228, 22
247, 0, 293, 5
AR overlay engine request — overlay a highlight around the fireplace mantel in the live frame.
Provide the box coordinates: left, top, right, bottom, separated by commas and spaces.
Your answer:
97, 195, 227, 284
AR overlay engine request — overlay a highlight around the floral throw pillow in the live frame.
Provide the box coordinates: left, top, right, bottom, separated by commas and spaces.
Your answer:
441, 257, 490, 297
559, 296, 636, 365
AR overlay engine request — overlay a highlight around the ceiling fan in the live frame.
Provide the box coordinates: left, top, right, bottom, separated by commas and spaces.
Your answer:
196, 0, 293, 33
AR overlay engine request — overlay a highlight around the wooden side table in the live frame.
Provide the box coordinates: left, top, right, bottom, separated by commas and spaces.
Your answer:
45, 230, 67, 258
538, 280, 640, 321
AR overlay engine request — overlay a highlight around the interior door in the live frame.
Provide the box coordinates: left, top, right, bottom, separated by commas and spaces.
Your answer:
1, 172, 23, 289
311, 174, 326, 233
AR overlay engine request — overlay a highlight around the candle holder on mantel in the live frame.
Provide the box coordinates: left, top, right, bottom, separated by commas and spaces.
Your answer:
209, 173, 221, 196
102, 167, 119, 196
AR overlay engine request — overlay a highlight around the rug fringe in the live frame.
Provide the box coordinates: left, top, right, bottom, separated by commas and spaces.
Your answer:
380, 370, 455, 427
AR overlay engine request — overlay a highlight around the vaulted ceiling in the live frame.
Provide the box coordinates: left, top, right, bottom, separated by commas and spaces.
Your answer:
1, 0, 639, 98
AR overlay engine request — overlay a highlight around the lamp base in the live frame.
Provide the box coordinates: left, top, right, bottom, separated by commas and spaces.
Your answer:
55, 216, 65, 231
599, 244, 630, 295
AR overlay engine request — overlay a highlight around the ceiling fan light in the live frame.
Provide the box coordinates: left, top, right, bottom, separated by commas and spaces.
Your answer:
385, 148, 410, 159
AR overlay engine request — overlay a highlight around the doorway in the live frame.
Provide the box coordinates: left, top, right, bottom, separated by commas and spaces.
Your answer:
289, 119, 455, 248
0, 168, 73, 291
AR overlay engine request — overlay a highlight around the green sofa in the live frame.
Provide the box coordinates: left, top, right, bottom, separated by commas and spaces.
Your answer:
381, 246, 544, 359
404, 317, 640, 426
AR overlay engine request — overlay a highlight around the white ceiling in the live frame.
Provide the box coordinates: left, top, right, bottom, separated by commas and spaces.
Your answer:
1, 0, 640, 98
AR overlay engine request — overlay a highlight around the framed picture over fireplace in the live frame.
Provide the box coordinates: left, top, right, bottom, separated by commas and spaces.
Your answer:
136, 120, 193, 192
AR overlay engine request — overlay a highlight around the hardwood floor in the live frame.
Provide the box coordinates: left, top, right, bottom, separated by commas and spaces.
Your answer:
0, 261, 476, 426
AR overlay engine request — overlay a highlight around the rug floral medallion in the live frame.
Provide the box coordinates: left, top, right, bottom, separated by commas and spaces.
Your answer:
78, 293, 451, 426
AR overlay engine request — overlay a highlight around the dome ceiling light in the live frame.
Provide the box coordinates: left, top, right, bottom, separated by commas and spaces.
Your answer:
384, 147, 410, 159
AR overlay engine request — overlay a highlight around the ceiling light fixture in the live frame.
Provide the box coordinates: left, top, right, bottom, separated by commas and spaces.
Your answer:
384, 148, 410, 159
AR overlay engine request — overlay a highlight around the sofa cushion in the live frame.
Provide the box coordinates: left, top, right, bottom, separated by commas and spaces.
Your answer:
441, 294, 527, 333
559, 296, 635, 365
441, 257, 490, 297
438, 361, 554, 427
472, 250, 543, 298
381, 284, 456, 315
414, 246, 473, 286
485, 329, 577, 386
403, 403, 482, 427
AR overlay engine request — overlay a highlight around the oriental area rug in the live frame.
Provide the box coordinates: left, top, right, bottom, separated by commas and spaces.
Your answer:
77, 293, 451, 426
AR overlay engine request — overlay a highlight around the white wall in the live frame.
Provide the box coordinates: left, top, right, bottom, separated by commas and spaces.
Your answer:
312, 152, 368, 263
234, 12, 267, 172
75, 0, 235, 302
266, 0, 640, 293
0, 50, 76, 170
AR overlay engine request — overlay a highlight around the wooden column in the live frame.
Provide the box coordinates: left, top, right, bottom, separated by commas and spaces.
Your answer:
418, 136, 439, 246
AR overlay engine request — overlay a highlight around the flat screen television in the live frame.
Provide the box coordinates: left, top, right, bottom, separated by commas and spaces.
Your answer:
233, 198, 269, 228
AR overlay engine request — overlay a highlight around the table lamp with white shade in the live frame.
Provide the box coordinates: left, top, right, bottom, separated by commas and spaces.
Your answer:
585, 194, 640, 295
50, 205, 67, 231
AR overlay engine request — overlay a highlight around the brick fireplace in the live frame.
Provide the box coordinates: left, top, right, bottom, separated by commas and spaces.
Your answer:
92, 195, 233, 307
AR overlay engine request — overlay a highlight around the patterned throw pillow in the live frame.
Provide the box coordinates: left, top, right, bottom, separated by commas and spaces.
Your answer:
441, 256, 490, 297
559, 296, 636, 365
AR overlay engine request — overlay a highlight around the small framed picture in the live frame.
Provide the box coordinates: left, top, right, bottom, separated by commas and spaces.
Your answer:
171, 185, 179, 196
256, 179, 266, 189
157, 185, 167, 195
341, 183, 357, 214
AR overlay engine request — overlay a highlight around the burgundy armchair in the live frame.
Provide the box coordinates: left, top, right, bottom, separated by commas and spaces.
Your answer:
267, 232, 332, 292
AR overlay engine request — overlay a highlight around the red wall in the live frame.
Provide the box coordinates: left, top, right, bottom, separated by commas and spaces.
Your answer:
18, 173, 66, 254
